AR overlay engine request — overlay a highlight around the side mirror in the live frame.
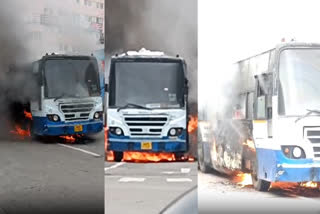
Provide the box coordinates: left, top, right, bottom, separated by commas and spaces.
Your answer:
32, 62, 39, 74
267, 107, 272, 119
105, 83, 108, 92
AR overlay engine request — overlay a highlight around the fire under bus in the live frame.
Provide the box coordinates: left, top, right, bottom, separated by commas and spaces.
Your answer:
198, 42, 320, 191
106, 49, 189, 162
28, 53, 104, 136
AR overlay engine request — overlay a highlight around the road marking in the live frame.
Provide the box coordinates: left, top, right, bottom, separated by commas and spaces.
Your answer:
162, 168, 191, 175
57, 143, 101, 157
181, 168, 191, 173
166, 178, 193, 182
105, 162, 125, 172
162, 171, 176, 174
119, 177, 145, 182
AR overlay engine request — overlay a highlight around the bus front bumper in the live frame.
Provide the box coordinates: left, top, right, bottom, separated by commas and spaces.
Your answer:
107, 136, 187, 153
33, 117, 103, 136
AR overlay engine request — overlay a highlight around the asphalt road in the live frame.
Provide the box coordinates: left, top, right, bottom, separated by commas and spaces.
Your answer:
199, 170, 320, 214
0, 132, 105, 214
105, 161, 197, 214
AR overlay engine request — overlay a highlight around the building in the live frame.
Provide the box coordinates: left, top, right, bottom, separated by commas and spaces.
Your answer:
22, 0, 104, 58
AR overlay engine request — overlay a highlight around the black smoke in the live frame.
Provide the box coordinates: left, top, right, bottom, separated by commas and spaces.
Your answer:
105, 0, 198, 104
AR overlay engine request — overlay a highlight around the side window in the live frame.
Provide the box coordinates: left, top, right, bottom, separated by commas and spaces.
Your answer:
268, 49, 275, 72
247, 92, 254, 120
233, 94, 247, 120
254, 74, 273, 119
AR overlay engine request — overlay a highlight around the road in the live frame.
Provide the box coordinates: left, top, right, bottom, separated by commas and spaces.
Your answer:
199, 170, 320, 214
105, 161, 197, 214
0, 132, 105, 214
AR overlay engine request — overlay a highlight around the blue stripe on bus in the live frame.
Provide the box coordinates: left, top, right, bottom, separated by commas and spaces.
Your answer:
32, 116, 103, 136
256, 148, 320, 182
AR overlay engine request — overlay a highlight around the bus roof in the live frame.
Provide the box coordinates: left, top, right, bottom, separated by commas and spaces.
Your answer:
236, 42, 320, 64
111, 48, 185, 61
41, 54, 97, 60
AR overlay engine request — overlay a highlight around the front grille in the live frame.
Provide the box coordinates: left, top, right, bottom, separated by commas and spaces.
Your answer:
124, 115, 168, 137
305, 127, 320, 158
60, 103, 94, 121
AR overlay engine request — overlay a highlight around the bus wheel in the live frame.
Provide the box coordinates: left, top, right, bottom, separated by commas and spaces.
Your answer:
198, 141, 210, 173
251, 162, 270, 191
175, 152, 185, 161
114, 152, 123, 162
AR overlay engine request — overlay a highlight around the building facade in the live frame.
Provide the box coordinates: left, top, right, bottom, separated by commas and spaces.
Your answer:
23, 0, 104, 58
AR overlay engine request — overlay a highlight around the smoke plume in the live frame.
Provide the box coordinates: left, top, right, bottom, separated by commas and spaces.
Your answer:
105, 0, 198, 105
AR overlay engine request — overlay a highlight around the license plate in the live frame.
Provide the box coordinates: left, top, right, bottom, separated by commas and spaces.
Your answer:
141, 141, 152, 150
74, 125, 83, 132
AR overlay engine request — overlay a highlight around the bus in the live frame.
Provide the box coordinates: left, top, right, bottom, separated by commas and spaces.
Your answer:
106, 49, 189, 161
198, 42, 320, 191
29, 53, 104, 136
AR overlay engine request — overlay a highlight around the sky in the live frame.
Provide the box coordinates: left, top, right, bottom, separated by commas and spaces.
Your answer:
198, 0, 320, 115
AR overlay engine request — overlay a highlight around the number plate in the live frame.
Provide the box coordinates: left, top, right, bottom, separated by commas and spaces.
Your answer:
74, 125, 83, 132
141, 142, 152, 150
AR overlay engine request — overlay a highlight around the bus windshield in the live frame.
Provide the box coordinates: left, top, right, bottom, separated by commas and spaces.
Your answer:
44, 58, 100, 99
110, 61, 185, 109
279, 49, 320, 116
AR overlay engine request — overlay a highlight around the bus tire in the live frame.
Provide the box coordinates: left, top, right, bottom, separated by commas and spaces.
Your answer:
198, 141, 211, 173
114, 151, 123, 162
175, 152, 185, 161
251, 162, 271, 191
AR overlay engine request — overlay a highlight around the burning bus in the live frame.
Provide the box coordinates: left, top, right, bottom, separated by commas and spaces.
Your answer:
198, 42, 320, 191
106, 49, 189, 162
20, 53, 104, 137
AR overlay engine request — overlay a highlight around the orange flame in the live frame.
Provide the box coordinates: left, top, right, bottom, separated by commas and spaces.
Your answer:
59, 135, 76, 143
10, 125, 31, 139
122, 152, 176, 162
233, 173, 253, 187
300, 181, 318, 188
24, 110, 32, 120
188, 156, 195, 162
188, 116, 198, 133
105, 126, 115, 161
270, 182, 298, 190
243, 139, 255, 152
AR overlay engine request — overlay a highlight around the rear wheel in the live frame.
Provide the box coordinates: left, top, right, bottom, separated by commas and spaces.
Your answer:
198, 141, 211, 173
114, 151, 123, 162
251, 161, 271, 191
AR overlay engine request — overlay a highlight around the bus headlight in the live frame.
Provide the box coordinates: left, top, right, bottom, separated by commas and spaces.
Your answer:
293, 147, 302, 158
94, 111, 102, 119
281, 146, 306, 159
115, 128, 122, 135
168, 128, 183, 137
109, 127, 123, 136
47, 114, 60, 122
169, 128, 177, 136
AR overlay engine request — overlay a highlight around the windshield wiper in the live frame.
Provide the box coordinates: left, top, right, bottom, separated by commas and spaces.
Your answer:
117, 103, 151, 112
295, 109, 320, 123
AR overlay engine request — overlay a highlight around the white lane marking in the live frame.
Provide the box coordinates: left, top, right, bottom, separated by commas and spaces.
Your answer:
119, 177, 146, 182
105, 162, 125, 172
166, 178, 192, 182
181, 168, 191, 173
162, 171, 176, 174
57, 143, 101, 157
162, 168, 191, 174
